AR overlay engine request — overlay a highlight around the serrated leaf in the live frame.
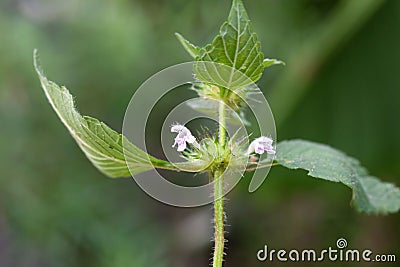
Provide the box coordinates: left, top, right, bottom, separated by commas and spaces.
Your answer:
276, 140, 400, 214
33, 50, 180, 178
175, 32, 201, 58
194, 0, 265, 87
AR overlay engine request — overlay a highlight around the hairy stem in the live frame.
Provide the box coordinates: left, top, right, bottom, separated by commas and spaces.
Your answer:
213, 170, 224, 267
213, 101, 226, 267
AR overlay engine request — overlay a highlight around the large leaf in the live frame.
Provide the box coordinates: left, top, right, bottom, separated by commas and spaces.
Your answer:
34, 50, 178, 178
276, 140, 400, 214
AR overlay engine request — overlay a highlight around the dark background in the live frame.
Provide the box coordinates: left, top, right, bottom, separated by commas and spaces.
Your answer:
1, 0, 399, 266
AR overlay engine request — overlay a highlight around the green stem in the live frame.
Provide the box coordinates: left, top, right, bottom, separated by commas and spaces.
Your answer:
212, 101, 226, 267
218, 100, 226, 146
213, 170, 224, 267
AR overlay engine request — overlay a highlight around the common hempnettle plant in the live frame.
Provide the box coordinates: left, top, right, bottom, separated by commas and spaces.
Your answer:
34, 0, 400, 266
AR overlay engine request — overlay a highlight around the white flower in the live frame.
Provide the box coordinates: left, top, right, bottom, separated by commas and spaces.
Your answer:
171, 123, 198, 152
247, 136, 275, 155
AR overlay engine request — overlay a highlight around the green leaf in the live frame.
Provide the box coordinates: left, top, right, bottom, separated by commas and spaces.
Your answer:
263, 58, 285, 68
175, 32, 201, 58
276, 140, 400, 214
33, 50, 178, 178
195, 0, 265, 86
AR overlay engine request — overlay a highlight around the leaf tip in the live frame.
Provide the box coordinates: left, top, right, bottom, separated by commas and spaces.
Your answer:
33, 49, 40, 70
174, 32, 183, 39
263, 58, 286, 68
33, 49, 47, 77
229, 0, 249, 21
175, 32, 200, 58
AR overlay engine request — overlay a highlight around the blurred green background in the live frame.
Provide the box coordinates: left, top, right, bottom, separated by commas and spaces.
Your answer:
1, 0, 399, 266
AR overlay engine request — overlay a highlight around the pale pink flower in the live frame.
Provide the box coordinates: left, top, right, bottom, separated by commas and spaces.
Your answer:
247, 136, 275, 155
171, 124, 197, 152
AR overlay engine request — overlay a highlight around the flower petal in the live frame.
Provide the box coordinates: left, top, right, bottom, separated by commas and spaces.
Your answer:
255, 146, 265, 154
247, 136, 275, 155
171, 123, 197, 152
185, 135, 196, 144
171, 124, 185, 133
177, 142, 187, 151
